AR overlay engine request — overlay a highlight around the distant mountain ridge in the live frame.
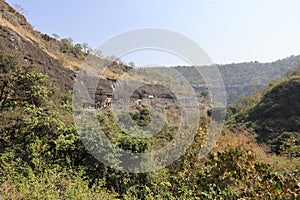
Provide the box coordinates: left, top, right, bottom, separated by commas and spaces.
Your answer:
174, 55, 300, 104
217, 55, 300, 103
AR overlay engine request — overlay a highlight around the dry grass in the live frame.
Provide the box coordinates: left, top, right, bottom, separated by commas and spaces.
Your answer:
0, 17, 84, 71
0, 17, 60, 59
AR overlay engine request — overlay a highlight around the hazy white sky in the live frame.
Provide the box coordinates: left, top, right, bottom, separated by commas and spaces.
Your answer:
5, 0, 300, 65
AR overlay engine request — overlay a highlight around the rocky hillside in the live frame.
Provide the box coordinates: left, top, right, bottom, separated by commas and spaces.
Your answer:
0, 0, 77, 91
0, 0, 178, 103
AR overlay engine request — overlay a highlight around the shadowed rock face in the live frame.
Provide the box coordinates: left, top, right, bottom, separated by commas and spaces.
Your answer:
77, 74, 176, 108
130, 84, 176, 99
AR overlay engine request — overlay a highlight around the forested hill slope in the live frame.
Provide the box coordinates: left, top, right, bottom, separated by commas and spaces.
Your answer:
218, 56, 300, 103
228, 67, 300, 157
174, 55, 300, 104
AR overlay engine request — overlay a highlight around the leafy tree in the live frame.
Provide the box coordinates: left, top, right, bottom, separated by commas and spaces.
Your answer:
73, 43, 84, 58
60, 38, 73, 53
128, 61, 135, 67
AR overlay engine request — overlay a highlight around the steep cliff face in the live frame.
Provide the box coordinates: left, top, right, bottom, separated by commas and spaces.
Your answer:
0, 0, 74, 91
0, 0, 32, 31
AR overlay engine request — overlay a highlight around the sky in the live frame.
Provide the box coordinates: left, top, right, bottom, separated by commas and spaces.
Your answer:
5, 0, 300, 66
